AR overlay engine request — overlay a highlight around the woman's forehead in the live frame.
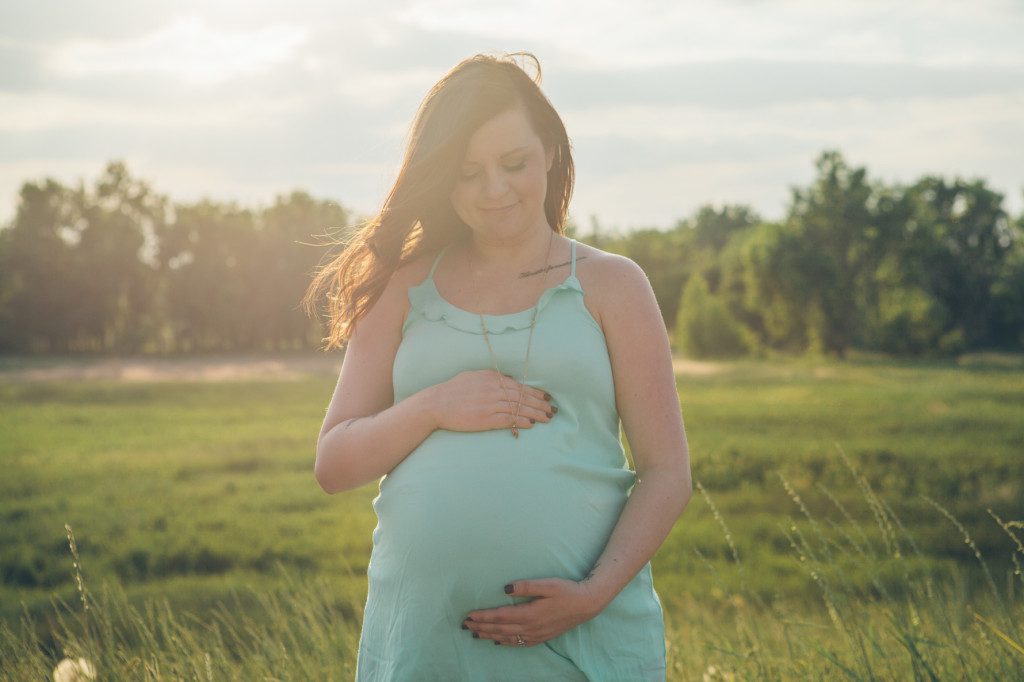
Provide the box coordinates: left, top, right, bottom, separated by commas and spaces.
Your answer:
461, 108, 539, 162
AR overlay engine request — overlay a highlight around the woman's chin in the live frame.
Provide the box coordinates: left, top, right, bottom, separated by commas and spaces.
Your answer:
469, 209, 552, 239
477, 202, 519, 224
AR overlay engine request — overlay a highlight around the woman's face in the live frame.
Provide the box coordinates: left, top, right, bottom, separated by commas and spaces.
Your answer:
449, 106, 555, 241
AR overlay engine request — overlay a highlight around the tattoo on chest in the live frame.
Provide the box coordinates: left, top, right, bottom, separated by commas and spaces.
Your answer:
519, 256, 588, 279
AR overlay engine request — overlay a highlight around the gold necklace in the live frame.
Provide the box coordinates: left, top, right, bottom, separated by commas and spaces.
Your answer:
468, 229, 555, 438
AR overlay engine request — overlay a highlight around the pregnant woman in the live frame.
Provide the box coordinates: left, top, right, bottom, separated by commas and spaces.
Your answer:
307, 52, 692, 681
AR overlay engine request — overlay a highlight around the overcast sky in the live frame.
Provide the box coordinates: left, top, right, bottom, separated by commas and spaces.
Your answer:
1, 0, 1022, 233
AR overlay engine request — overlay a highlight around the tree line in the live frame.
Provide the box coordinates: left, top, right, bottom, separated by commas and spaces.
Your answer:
0, 151, 1021, 358
596, 151, 1023, 358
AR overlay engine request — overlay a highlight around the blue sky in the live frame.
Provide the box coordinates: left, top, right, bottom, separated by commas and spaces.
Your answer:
1, 0, 1022, 233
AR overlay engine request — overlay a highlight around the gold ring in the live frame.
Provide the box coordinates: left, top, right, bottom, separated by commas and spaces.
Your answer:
516, 634, 526, 647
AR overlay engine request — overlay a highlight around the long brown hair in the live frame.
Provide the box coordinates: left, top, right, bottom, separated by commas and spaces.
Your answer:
302, 51, 575, 349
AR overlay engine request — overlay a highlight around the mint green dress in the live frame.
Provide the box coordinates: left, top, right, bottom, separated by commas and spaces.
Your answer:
355, 237, 667, 681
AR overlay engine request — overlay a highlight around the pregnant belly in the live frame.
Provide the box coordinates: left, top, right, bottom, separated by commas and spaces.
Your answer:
368, 428, 634, 610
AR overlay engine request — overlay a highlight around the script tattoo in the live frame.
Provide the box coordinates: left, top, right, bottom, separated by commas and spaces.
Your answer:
338, 411, 382, 432
519, 256, 587, 279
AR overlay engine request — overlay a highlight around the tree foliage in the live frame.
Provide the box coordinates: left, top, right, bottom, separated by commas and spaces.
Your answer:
673, 272, 753, 359
0, 154, 1020, 357
0, 161, 350, 354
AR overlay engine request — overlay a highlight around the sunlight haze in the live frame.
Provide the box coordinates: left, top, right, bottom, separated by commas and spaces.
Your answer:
1, 0, 1021, 231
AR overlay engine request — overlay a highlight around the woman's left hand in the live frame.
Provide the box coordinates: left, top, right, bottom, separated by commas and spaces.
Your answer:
462, 578, 606, 647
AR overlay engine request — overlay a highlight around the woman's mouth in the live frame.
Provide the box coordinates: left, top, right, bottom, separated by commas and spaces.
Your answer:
482, 202, 518, 213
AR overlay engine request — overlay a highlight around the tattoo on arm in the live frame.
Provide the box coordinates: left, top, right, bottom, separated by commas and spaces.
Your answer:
339, 411, 381, 432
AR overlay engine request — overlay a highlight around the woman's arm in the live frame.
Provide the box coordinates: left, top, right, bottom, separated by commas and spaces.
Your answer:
575, 254, 692, 606
316, 384, 441, 494
463, 254, 691, 645
313, 262, 429, 494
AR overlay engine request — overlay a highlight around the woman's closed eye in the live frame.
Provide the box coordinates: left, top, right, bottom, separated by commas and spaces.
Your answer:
459, 160, 527, 182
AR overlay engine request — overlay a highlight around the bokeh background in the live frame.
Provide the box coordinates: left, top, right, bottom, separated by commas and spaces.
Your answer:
1, 2, 1023, 680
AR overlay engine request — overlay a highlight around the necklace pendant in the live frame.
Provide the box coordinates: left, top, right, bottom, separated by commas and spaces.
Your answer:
511, 426, 519, 438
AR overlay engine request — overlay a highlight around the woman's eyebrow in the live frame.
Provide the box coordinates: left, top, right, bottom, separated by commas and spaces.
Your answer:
461, 145, 529, 166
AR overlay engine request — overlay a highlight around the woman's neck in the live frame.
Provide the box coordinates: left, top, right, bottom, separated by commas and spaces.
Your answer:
463, 222, 558, 278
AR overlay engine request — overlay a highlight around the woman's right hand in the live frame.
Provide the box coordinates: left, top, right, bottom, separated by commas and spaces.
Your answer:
428, 369, 556, 433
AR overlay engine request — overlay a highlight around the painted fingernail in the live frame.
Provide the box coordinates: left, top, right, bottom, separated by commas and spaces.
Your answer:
552, 405, 559, 413
543, 392, 551, 400
494, 641, 501, 646
504, 583, 514, 594
529, 418, 535, 424
472, 632, 479, 639
545, 412, 553, 418
461, 623, 469, 630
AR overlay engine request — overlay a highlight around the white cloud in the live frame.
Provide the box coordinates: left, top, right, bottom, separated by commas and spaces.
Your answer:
0, 91, 308, 133
0, 0, 1021, 229
395, 0, 1024, 68
565, 91, 1024, 227
45, 14, 309, 86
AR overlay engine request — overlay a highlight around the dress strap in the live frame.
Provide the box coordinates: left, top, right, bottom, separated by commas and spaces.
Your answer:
570, 238, 577, 278
428, 243, 452, 279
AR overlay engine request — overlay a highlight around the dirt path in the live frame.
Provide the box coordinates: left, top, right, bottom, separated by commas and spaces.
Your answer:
0, 353, 345, 382
0, 353, 724, 382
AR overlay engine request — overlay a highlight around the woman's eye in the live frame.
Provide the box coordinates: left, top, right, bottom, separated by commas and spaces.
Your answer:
458, 161, 527, 182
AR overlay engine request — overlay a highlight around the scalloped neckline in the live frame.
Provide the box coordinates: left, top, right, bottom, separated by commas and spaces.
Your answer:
428, 272, 579, 321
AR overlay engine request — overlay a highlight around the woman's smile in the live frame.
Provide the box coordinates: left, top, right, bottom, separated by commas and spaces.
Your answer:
482, 202, 519, 213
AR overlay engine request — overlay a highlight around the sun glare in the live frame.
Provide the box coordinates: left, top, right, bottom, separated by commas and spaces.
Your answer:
47, 15, 308, 86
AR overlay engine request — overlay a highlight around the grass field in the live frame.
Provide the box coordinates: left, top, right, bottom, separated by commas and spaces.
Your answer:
1, 352, 1022, 679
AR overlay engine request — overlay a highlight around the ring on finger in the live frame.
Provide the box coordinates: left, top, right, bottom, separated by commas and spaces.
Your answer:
516, 634, 526, 647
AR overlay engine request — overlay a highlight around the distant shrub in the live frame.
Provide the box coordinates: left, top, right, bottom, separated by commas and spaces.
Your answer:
674, 273, 753, 358
867, 284, 951, 355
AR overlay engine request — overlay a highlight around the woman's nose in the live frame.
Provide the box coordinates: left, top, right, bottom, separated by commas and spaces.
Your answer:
482, 169, 509, 199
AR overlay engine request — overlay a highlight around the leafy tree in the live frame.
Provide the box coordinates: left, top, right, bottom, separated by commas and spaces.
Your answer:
676, 204, 760, 300
75, 161, 167, 353
900, 176, 1015, 349
782, 150, 887, 358
0, 179, 81, 352
865, 252, 952, 355
673, 272, 752, 358
720, 222, 819, 353
989, 208, 1024, 348
259, 191, 351, 350
159, 200, 258, 351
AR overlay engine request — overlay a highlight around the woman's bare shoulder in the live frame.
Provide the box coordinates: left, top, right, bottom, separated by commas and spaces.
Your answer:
574, 241, 642, 273
574, 242, 650, 299
572, 241, 651, 329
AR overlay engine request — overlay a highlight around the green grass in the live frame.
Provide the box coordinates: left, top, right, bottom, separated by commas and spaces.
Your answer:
1, 353, 1022, 679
